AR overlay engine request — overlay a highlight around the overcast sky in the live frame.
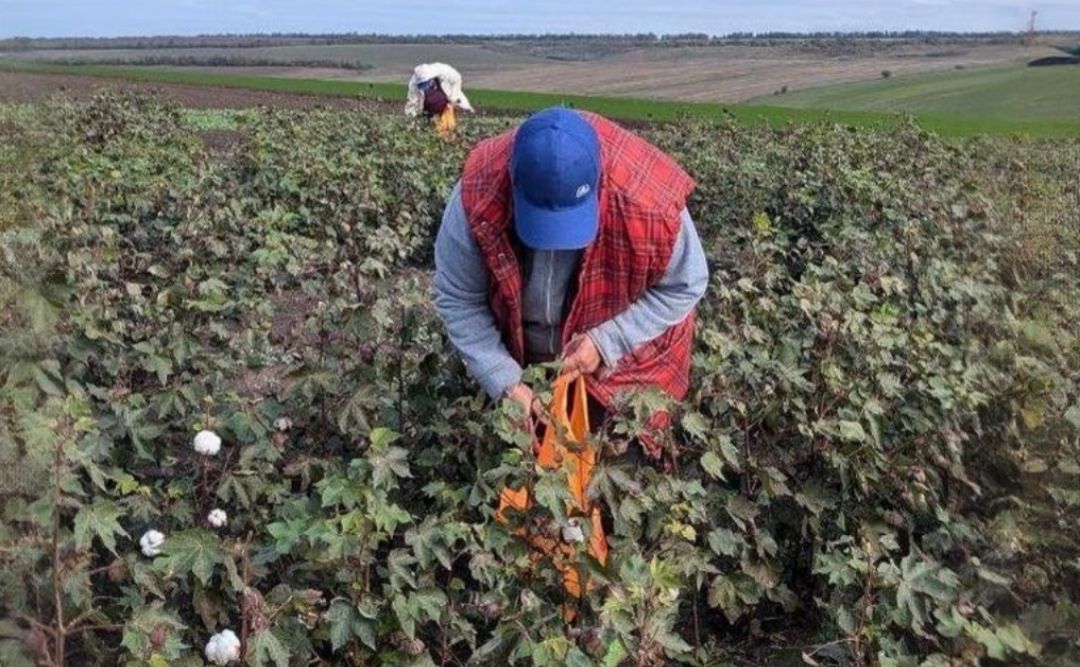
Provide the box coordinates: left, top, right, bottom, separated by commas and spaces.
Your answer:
2, 0, 1077, 38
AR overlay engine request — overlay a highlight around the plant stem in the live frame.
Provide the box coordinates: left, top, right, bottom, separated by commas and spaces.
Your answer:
240, 537, 253, 658
397, 301, 406, 433
52, 429, 67, 667
68, 624, 124, 635
692, 593, 701, 650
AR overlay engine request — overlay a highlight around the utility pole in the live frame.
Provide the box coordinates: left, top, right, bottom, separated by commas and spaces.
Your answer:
1024, 10, 1038, 48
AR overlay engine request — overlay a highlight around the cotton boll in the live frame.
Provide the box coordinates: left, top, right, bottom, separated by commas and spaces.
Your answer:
193, 430, 222, 456
139, 530, 165, 557
273, 416, 293, 432
561, 518, 585, 544
207, 509, 228, 528
204, 629, 241, 665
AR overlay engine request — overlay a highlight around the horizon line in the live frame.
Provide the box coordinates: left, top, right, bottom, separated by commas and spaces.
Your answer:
4, 29, 1080, 41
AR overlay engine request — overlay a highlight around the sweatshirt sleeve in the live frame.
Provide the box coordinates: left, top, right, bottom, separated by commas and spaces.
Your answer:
434, 182, 523, 399
587, 208, 709, 368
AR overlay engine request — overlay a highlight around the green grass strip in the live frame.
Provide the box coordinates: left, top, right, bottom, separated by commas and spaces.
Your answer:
3, 60, 1078, 138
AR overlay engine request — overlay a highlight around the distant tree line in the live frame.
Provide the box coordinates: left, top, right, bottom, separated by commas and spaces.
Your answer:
4, 30, 1076, 52
30, 54, 373, 70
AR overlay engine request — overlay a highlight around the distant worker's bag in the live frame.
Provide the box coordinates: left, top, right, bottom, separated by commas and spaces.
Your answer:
435, 105, 456, 137
496, 376, 608, 599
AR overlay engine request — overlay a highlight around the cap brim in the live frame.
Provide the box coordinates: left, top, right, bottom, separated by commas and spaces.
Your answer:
512, 190, 599, 251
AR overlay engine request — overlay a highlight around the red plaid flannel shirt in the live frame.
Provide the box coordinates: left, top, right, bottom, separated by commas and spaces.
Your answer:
460, 112, 696, 442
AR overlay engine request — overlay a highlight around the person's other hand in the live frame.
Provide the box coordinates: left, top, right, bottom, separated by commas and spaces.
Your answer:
505, 383, 538, 421
561, 334, 602, 381
505, 383, 543, 453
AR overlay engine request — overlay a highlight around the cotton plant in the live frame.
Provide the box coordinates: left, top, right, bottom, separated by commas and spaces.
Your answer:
204, 629, 241, 665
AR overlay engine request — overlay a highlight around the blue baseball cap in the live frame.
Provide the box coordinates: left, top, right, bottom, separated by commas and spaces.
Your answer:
510, 108, 601, 250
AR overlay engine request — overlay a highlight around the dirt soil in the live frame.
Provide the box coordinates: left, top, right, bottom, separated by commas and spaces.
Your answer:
266, 42, 1053, 103
2, 41, 1060, 105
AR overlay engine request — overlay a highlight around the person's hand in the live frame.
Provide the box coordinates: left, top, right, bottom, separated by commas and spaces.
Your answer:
505, 383, 541, 424
505, 383, 543, 453
561, 334, 602, 381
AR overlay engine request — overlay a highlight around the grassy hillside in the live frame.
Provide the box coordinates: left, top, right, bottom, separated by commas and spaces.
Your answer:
761, 64, 1080, 121
3, 61, 1080, 137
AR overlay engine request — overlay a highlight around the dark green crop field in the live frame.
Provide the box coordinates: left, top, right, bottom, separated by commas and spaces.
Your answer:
761, 63, 1080, 123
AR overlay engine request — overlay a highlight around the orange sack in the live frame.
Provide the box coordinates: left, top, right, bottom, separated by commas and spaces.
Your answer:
495, 376, 608, 599
435, 105, 457, 137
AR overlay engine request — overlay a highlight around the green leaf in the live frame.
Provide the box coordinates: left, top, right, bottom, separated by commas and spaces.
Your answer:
369, 446, 412, 489
794, 481, 836, 516
968, 623, 1005, 660
247, 629, 290, 667
718, 434, 742, 472
391, 587, 448, 643
121, 602, 186, 660
895, 554, 958, 633
73, 500, 127, 554
356, 620, 376, 650
707, 527, 743, 557
707, 575, 740, 620
975, 566, 1010, 587
725, 495, 759, 530
995, 623, 1039, 656
837, 606, 855, 634
680, 411, 709, 442
404, 518, 456, 570
565, 647, 592, 667
411, 587, 447, 623
740, 552, 780, 589
838, 420, 866, 442
158, 529, 224, 585
654, 627, 692, 655
1064, 404, 1080, 430
752, 211, 772, 235
532, 472, 572, 523
0, 638, 37, 667
30, 360, 65, 397
387, 549, 418, 590
602, 638, 628, 667
325, 600, 362, 652
18, 287, 59, 334
369, 427, 401, 449
392, 595, 415, 640
699, 451, 725, 480
141, 353, 173, 386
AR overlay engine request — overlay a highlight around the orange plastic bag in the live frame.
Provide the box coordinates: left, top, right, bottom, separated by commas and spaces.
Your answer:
496, 376, 608, 599
435, 105, 457, 137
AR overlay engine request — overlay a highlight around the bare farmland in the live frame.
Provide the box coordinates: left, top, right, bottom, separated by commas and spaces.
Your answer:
2, 39, 1063, 102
